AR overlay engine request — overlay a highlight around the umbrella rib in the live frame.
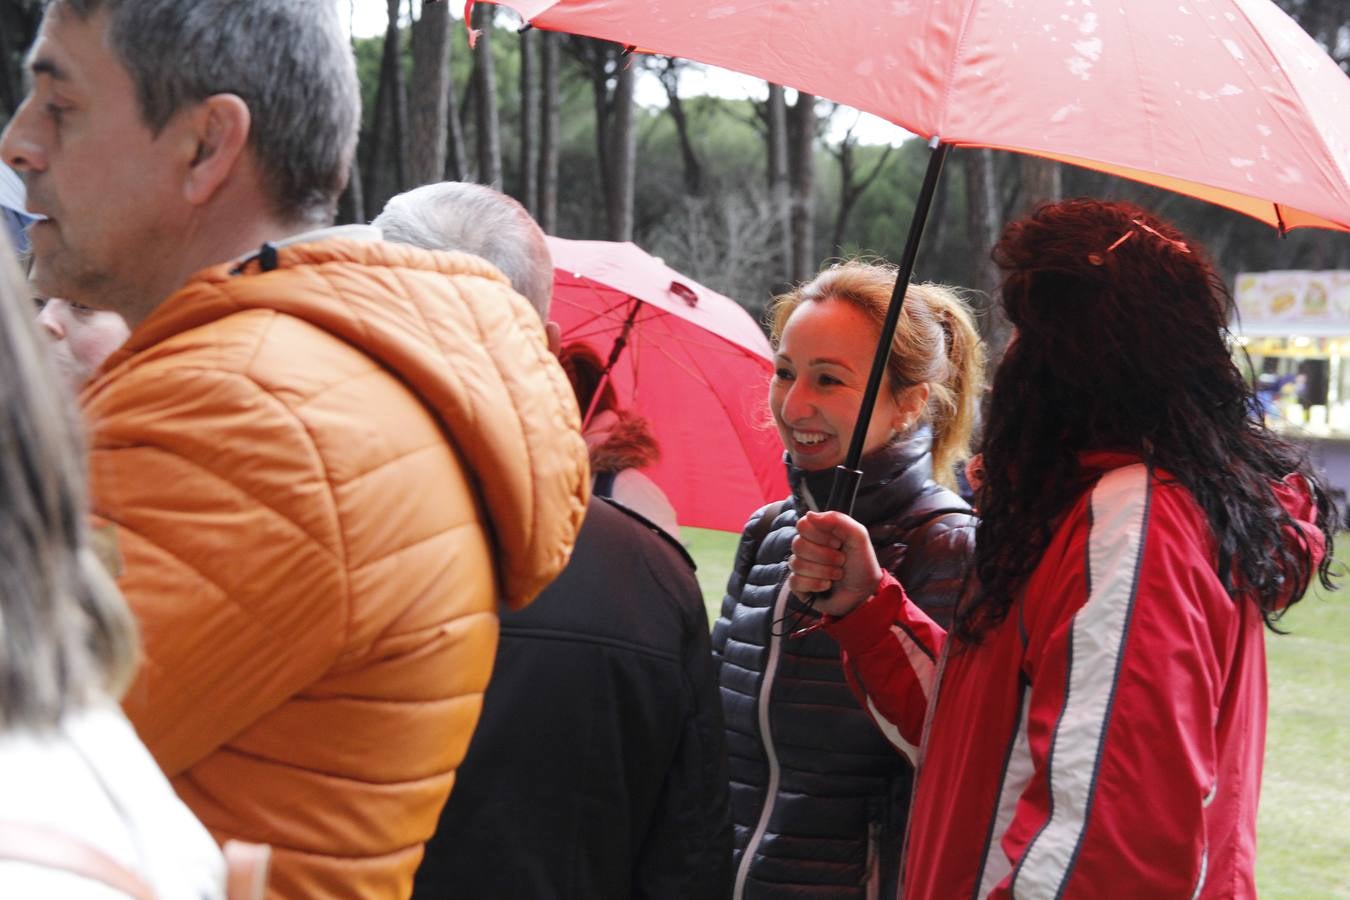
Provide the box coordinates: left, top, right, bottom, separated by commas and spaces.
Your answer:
559, 294, 769, 360
627, 334, 733, 394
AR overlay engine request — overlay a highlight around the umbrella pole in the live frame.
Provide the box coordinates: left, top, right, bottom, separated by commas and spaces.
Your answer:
583, 296, 642, 428
825, 138, 952, 514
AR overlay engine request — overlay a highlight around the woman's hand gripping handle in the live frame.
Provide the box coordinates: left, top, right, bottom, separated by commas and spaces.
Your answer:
788, 511, 885, 620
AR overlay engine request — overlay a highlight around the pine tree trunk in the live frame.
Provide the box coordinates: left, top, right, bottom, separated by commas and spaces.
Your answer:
1017, 156, 1062, 216
606, 57, 637, 241
444, 48, 469, 182
587, 42, 612, 237
408, 0, 450, 187
787, 91, 816, 282
519, 28, 540, 216
766, 83, 791, 285
473, 3, 502, 189
365, 0, 408, 209
338, 156, 365, 225
388, 0, 409, 192
537, 32, 561, 233
0, 1, 41, 120
659, 61, 703, 196
962, 148, 1010, 356
831, 137, 854, 253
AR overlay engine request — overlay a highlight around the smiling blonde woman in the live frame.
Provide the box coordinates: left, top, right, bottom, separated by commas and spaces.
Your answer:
712, 260, 985, 900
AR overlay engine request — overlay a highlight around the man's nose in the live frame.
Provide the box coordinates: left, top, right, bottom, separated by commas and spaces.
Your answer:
0, 99, 46, 175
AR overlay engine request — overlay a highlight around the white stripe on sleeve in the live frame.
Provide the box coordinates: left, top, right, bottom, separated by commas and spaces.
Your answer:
857, 622, 937, 763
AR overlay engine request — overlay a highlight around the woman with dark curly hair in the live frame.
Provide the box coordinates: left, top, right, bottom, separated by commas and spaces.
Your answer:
789, 198, 1336, 899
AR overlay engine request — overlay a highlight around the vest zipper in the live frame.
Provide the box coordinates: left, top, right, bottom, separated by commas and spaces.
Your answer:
732, 580, 793, 900
865, 821, 881, 900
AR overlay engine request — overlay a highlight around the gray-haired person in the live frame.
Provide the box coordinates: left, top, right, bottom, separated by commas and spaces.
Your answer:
0, 4, 588, 897
377, 182, 734, 900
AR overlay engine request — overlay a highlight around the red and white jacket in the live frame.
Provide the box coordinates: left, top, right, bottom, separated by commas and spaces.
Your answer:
825, 453, 1325, 899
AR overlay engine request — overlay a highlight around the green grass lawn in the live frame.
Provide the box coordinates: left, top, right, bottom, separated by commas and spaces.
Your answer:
684, 527, 1350, 897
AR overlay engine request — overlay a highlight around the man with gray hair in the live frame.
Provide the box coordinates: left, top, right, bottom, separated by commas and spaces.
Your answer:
378, 182, 733, 899
376, 181, 555, 321
0, 4, 588, 898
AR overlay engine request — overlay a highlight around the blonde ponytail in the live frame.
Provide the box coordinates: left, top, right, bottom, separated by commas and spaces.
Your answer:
916, 285, 985, 489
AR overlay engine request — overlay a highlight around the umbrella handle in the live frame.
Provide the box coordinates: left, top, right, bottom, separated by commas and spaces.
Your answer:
826, 138, 951, 514
825, 465, 863, 513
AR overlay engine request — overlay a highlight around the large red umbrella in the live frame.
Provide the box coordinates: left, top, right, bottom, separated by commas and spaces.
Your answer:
494, 0, 1350, 234
547, 236, 788, 532
493, 0, 1350, 512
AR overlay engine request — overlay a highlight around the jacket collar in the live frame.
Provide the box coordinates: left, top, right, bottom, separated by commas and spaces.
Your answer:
787, 427, 935, 525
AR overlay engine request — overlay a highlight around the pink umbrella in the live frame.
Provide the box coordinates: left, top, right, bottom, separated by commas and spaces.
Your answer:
494, 0, 1350, 234
547, 236, 789, 532
490, 0, 1350, 513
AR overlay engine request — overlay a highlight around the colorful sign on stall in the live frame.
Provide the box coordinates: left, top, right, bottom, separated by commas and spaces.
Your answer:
1234, 270, 1350, 336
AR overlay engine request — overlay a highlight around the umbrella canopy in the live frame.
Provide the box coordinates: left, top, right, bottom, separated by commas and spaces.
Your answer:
547, 236, 789, 532
497, 0, 1350, 233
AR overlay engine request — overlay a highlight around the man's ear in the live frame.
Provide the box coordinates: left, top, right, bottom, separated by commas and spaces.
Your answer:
545, 321, 562, 357
182, 94, 250, 207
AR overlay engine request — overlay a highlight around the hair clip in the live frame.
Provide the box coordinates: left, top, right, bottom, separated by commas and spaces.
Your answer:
1130, 218, 1190, 254
1088, 218, 1190, 265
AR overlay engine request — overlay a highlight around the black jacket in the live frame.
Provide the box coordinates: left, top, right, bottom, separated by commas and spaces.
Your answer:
712, 432, 976, 900
414, 496, 732, 900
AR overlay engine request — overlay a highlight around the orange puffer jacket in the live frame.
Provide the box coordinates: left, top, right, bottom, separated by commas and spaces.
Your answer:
81, 238, 589, 899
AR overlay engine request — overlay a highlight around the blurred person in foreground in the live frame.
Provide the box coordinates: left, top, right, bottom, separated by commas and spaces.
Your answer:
376, 181, 732, 900
0, 240, 232, 896
0, 3, 588, 897
714, 261, 984, 899
790, 199, 1337, 898
36, 297, 130, 394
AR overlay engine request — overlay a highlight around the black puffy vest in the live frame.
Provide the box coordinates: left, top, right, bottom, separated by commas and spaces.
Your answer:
712, 432, 976, 900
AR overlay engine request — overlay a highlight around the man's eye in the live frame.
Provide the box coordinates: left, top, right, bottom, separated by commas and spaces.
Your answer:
45, 102, 68, 123
818, 374, 842, 386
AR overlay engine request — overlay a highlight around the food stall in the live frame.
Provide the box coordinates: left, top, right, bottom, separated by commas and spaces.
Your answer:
1234, 269, 1350, 502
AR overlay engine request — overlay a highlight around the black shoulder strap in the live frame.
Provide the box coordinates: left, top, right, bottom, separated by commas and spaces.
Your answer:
898, 485, 972, 533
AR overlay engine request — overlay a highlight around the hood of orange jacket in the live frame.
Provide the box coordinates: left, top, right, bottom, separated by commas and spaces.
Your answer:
98, 238, 589, 610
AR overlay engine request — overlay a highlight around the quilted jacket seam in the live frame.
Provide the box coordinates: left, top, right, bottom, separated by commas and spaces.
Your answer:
106, 365, 346, 567
209, 742, 466, 788
347, 517, 478, 575
100, 515, 232, 603
231, 330, 355, 644
405, 270, 542, 554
